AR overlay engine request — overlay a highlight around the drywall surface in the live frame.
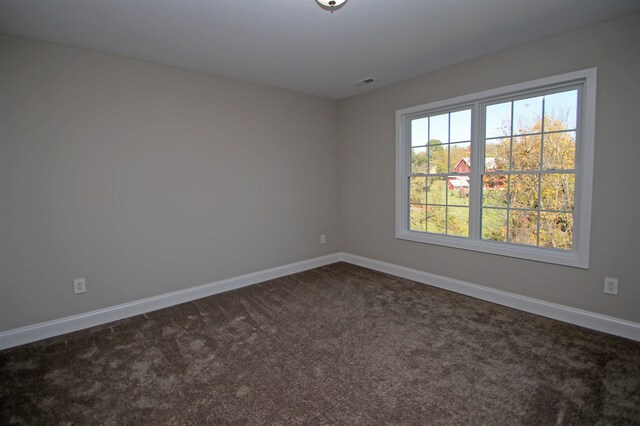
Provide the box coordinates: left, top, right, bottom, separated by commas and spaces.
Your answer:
0, 35, 339, 331
338, 14, 640, 322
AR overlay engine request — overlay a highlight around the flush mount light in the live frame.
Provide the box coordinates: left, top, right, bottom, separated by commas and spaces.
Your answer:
316, 0, 348, 13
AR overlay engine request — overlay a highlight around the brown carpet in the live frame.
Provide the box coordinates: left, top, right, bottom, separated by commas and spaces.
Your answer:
1, 262, 639, 425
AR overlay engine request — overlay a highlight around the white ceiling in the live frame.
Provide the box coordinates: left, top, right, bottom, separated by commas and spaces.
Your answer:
1, 0, 639, 99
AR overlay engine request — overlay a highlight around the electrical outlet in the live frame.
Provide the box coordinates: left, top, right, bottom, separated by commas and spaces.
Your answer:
73, 278, 87, 294
604, 277, 618, 295
320, 234, 326, 244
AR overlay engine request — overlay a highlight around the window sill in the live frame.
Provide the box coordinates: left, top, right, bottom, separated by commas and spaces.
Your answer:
395, 230, 588, 269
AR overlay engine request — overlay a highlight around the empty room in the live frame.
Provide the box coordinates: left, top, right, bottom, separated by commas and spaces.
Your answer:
1, 0, 640, 424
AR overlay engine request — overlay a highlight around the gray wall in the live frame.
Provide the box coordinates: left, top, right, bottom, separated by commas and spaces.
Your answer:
338, 13, 640, 323
0, 35, 340, 331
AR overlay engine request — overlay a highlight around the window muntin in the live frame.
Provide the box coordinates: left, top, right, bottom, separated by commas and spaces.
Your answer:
481, 88, 578, 250
409, 108, 472, 236
395, 69, 596, 268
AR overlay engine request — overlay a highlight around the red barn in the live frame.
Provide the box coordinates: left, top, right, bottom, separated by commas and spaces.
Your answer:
447, 157, 505, 190
448, 158, 472, 190
453, 158, 472, 174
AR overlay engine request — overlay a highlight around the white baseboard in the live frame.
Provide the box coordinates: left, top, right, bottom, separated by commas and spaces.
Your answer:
340, 253, 640, 342
3, 251, 638, 350
0, 253, 342, 350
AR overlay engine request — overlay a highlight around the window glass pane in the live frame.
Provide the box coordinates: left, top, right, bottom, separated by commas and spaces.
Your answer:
429, 144, 447, 173
427, 177, 446, 204
426, 206, 446, 234
447, 207, 469, 237
543, 131, 575, 170
429, 113, 449, 144
509, 174, 539, 209
409, 204, 426, 232
482, 208, 507, 242
509, 210, 538, 246
411, 147, 428, 173
449, 142, 471, 173
544, 90, 577, 131
486, 138, 510, 171
486, 102, 511, 138
539, 212, 573, 249
448, 176, 470, 206
450, 109, 471, 142
540, 174, 574, 211
514, 96, 543, 134
482, 176, 508, 207
512, 135, 541, 170
411, 117, 429, 147
410, 177, 426, 204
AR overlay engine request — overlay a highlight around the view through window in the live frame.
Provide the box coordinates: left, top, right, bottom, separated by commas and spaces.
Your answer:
410, 108, 472, 236
481, 89, 577, 249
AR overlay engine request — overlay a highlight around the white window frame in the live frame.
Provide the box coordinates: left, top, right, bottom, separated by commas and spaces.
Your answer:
395, 68, 596, 268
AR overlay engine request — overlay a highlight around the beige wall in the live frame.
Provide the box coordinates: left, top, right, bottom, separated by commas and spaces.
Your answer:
0, 35, 339, 331
338, 14, 640, 323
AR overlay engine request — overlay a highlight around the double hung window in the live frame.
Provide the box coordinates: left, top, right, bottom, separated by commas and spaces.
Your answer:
396, 69, 596, 268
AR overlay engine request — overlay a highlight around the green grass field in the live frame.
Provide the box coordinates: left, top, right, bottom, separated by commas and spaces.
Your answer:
410, 180, 507, 239
410, 180, 571, 248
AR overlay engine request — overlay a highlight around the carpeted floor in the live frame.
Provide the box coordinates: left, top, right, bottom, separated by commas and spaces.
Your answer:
1, 262, 640, 425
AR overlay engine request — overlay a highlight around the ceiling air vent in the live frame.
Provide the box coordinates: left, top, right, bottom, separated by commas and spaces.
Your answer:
353, 78, 377, 87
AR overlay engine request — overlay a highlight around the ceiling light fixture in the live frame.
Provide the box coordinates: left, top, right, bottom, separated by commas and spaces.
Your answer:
316, 0, 348, 13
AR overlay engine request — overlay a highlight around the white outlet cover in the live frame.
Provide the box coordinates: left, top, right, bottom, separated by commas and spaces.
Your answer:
604, 277, 618, 295
74, 278, 87, 294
